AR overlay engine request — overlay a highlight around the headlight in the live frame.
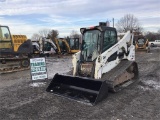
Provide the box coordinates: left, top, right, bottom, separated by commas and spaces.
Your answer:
98, 56, 101, 63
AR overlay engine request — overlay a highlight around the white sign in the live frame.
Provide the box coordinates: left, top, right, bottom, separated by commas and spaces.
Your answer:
30, 57, 48, 80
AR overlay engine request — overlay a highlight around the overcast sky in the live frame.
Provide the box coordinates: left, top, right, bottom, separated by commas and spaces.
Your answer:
0, 0, 160, 39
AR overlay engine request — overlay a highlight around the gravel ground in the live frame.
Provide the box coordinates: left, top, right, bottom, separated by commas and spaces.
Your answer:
0, 47, 160, 120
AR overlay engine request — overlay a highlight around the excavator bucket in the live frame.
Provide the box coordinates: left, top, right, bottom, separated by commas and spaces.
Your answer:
46, 74, 108, 105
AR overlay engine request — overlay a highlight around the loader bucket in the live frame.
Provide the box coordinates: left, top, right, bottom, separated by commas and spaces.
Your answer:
46, 74, 108, 105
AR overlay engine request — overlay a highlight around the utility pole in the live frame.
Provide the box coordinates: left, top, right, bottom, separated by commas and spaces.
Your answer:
113, 18, 114, 27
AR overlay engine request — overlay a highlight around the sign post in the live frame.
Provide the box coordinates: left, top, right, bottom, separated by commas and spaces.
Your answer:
30, 57, 48, 81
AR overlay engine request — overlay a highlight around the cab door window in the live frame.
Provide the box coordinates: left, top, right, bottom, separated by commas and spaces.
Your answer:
2, 27, 11, 40
0, 26, 12, 49
103, 30, 117, 52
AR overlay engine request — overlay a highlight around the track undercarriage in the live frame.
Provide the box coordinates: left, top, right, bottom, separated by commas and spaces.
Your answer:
102, 60, 138, 92
0, 57, 30, 74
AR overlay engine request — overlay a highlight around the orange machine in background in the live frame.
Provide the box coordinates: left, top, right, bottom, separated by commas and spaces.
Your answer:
134, 32, 150, 52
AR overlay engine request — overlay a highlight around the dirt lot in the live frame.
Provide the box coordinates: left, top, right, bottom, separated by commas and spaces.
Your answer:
0, 47, 160, 120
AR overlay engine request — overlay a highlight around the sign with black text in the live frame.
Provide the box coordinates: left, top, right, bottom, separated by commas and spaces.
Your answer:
30, 57, 48, 80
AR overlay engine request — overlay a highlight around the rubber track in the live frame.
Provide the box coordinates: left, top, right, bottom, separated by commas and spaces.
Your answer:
0, 67, 30, 74
0, 57, 30, 74
101, 60, 134, 91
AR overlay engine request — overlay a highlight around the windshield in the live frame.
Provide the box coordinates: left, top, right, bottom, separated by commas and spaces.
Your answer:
137, 39, 145, 44
70, 38, 79, 50
70, 38, 74, 49
81, 30, 101, 61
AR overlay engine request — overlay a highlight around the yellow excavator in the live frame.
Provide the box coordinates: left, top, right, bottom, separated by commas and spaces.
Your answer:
53, 38, 80, 54
0, 25, 33, 74
46, 22, 139, 105
57, 38, 71, 54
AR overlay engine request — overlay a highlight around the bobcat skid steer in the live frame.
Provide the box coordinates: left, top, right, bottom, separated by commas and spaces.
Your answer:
46, 22, 139, 105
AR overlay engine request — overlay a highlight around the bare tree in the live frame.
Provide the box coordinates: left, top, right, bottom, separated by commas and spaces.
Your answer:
39, 29, 51, 38
70, 30, 80, 38
145, 31, 160, 41
48, 29, 59, 40
31, 33, 41, 41
116, 14, 143, 33
145, 32, 156, 41
156, 30, 160, 39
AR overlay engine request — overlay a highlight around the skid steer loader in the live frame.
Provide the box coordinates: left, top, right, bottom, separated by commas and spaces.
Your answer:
134, 35, 150, 52
46, 22, 139, 105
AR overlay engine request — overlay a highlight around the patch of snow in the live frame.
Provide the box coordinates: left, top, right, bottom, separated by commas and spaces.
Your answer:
139, 86, 151, 91
147, 58, 155, 61
145, 80, 160, 90
139, 80, 160, 91
46, 57, 72, 79
29, 82, 46, 87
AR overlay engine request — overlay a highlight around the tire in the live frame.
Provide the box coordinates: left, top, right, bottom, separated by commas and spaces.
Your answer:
151, 43, 154, 47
